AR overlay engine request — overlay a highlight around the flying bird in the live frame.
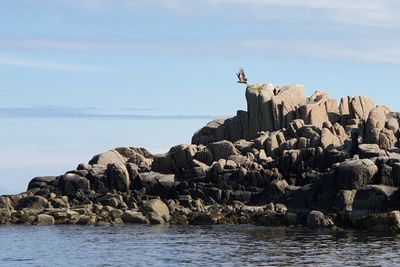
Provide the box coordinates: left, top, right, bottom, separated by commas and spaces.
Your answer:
237, 68, 248, 84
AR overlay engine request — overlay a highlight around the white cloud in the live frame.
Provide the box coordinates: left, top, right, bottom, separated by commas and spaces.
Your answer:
0, 56, 110, 72
1, 36, 400, 65
74, 0, 400, 27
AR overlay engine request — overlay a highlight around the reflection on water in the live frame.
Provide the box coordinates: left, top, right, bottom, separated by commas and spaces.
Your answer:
0, 224, 400, 266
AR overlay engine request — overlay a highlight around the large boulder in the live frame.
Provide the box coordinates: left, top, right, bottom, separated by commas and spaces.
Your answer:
306, 210, 334, 228
121, 210, 149, 224
115, 147, 152, 171
271, 84, 306, 130
169, 144, 197, 169
207, 140, 238, 161
107, 163, 130, 192
152, 144, 197, 172
58, 173, 90, 195
349, 96, 376, 121
245, 84, 275, 138
27, 176, 56, 190
298, 91, 331, 127
335, 159, 378, 190
352, 211, 400, 233
143, 199, 170, 223
36, 214, 55, 225
365, 107, 386, 144
352, 185, 397, 218
18, 195, 49, 211
192, 119, 228, 145
357, 144, 386, 158
89, 149, 126, 166
320, 128, 341, 149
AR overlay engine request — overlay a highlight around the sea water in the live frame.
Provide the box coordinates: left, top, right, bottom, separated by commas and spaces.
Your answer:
0, 225, 399, 266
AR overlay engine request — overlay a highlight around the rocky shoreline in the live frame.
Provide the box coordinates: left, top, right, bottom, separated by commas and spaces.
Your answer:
2, 83, 400, 232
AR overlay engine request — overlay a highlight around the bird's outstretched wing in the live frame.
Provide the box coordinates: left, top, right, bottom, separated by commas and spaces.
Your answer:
237, 68, 248, 84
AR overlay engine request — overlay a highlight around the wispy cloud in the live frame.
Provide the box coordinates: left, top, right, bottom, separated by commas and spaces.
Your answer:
0, 56, 111, 72
0, 106, 221, 120
2, 36, 400, 65
75, 0, 400, 27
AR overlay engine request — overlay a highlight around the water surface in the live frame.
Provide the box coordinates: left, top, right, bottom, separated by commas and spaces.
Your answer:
0, 225, 399, 266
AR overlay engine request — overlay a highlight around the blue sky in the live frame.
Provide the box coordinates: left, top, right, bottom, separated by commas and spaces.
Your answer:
1, 0, 400, 194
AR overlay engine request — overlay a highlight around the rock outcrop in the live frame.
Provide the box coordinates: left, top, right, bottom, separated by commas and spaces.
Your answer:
2, 83, 400, 232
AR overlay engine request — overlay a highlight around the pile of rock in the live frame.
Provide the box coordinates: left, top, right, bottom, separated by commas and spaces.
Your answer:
2, 83, 400, 232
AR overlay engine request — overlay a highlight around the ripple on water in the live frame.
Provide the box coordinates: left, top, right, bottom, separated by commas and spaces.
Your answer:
0, 225, 400, 266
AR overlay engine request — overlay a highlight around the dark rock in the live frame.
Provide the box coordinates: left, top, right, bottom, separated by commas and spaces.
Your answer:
121, 210, 149, 224
352, 211, 400, 232
207, 140, 238, 161
18, 195, 49, 211
107, 163, 130, 192
306, 210, 334, 228
58, 173, 90, 195
27, 176, 56, 190
335, 159, 378, 190
352, 185, 397, 218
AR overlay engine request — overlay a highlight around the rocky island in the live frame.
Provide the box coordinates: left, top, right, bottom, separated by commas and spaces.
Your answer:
2, 83, 400, 232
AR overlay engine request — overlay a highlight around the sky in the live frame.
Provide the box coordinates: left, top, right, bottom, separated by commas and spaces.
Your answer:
1, 0, 400, 194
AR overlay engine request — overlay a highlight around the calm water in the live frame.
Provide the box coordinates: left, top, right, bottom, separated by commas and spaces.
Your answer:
0, 225, 400, 266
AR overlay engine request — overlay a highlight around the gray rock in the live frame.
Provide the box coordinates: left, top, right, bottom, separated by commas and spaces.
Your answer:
358, 144, 386, 158
27, 176, 56, 190
59, 173, 90, 195
18, 195, 49, 211
387, 117, 399, 134
224, 160, 237, 170
321, 128, 341, 149
246, 84, 275, 138
353, 210, 400, 232
143, 199, 170, 223
89, 150, 126, 166
307, 210, 334, 228
192, 119, 228, 145
335, 190, 356, 212
138, 171, 175, 184
352, 185, 397, 218
272, 84, 306, 130
379, 128, 396, 150
36, 214, 55, 225
349, 96, 376, 121
335, 159, 378, 190
207, 140, 238, 161
121, 210, 149, 224
152, 152, 173, 173
107, 163, 130, 192
365, 107, 386, 144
